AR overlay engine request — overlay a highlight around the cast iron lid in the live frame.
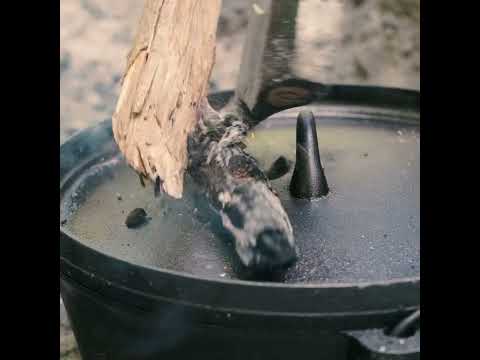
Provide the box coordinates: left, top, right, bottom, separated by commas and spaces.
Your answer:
60, 86, 419, 328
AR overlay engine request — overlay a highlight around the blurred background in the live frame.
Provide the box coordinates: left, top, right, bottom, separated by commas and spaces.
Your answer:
60, 0, 419, 358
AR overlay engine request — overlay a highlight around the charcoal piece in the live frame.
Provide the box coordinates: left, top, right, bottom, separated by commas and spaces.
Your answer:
125, 208, 148, 229
266, 156, 292, 180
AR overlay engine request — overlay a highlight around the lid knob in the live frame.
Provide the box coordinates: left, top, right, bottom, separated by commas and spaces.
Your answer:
289, 110, 329, 199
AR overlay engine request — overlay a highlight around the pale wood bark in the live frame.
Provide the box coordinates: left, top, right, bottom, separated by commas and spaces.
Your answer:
112, 0, 222, 198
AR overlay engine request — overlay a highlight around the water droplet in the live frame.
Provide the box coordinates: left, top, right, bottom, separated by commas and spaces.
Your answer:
379, 346, 386, 353
219, 273, 226, 277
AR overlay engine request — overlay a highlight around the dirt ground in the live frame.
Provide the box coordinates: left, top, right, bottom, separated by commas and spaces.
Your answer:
60, 0, 419, 358
60, 0, 419, 142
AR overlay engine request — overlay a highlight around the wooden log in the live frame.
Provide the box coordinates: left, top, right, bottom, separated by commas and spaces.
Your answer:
113, 0, 297, 270
113, 0, 222, 199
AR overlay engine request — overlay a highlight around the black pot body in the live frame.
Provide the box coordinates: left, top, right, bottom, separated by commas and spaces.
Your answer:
61, 274, 419, 360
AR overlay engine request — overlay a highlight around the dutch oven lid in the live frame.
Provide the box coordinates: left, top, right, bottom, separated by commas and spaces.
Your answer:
60, 87, 419, 326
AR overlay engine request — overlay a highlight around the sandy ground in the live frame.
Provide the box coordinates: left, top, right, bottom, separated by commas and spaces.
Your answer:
60, 0, 419, 142
60, 0, 419, 358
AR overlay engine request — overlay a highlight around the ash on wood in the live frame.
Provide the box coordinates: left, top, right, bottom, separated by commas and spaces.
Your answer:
113, 0, 297, 270
188, 102, 297, 270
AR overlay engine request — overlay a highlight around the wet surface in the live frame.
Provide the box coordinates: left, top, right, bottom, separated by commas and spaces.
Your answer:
62, 116, 419, 284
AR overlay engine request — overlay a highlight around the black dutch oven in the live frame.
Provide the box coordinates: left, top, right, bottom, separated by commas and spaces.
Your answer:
60, 86, 420, 360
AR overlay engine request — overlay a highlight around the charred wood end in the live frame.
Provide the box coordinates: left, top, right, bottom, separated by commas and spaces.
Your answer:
187, 107, 297, 271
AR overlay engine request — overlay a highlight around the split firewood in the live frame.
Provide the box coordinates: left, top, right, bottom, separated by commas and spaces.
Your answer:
112, 0, 297, 270
113, 0, 220, 198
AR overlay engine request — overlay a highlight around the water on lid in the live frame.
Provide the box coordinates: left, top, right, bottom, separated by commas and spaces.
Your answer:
63, 117, 419, 284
